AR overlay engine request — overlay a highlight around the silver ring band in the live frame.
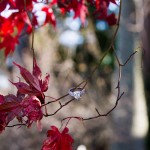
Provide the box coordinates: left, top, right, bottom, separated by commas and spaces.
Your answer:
68, 87, 85, 100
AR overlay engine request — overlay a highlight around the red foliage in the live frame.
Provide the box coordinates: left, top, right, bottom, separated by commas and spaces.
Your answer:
106, 13, 117, 25
0, 90, 43, 133
93, 0, 117, 25
0, 57, 51, 133
41, 6, 56, 27
0, 11, 31, 56
42, 126, 74, 150
0, 93, 43, 132
0, 58, 49, 132
51, 0, 88, 24
21, 96, 43, 127
11, 59, 50, 104
0, 0, 118, 56
0, 95, 9, 133
32, 4, 56, 28
0, 0, 55, 56
0, 94, 22, 133
12, 0, 33, 11
0, 34, 19, 56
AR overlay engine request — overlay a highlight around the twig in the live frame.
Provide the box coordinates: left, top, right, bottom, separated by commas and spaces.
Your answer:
24, 0, 35, 68
44, 98, 74, 116
83, 92, 124, 120
42, 94, 69, 106
82, 49, 136, 121
7, 123, 26, 127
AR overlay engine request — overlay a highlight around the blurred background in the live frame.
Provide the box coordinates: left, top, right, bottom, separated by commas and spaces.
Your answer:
0, 0, 150, 150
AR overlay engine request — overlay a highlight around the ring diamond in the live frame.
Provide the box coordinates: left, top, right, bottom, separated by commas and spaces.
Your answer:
68, 87, 85, 100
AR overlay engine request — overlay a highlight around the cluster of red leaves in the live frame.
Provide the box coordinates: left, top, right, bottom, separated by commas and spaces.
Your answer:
0, 0, 118, 56
0, 57, 75, 150
0, 94, 43, 133
0, 59, 49, 133
0, 0, 55, 56
0, 94, 20, 133
92, 0, 117, 25
51, 0, 117, 25
42, 126, 74, 150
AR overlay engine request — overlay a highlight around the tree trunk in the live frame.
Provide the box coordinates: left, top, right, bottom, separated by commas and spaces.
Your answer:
111, 0, 136, 149
141, 0, 150, 149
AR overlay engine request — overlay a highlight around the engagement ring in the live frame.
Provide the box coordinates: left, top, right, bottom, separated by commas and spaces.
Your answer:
68, 87, 85, 100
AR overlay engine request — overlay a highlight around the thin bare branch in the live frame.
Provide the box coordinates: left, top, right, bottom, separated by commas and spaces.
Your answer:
42, 94, 69, 106
24, 0, 35, 67
44, 98, 74, 117
83, 92, 124, 121
7, 123, 26, 127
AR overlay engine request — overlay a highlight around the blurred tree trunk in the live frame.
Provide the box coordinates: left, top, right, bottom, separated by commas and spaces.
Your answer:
111, 0, 136, 149
141, 0, 150, 149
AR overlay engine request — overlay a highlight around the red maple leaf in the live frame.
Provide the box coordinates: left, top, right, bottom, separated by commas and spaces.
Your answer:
11, 0, 33, 12
42, 126, 74, 150
21, 96, 43, 127
0, 95, 6, 133
32, 4, 56, 28
0, 93, 43, 132
51, 0, 88, 24
106, 13, 117, 25
93, 0, 117, 25
12, 59, 50, 104
0, 94, 22, 133
0, 113, 7, 133
0, 0, 14, 12
0, 18, 14, 34
42, 6, 56, 27
73, 0, 88, 25
0, 34, 19, 56
0, 12, 31, 56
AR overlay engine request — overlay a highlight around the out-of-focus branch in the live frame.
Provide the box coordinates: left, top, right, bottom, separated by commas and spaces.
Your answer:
61, 49, 136, 122
24, 0, 35, 67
